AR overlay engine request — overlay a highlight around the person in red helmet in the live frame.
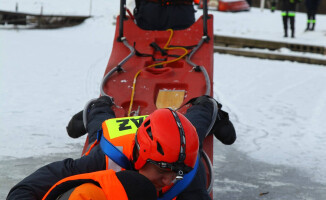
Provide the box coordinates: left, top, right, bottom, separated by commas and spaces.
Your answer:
83, 107, 201, 198
7, 95, 236, 200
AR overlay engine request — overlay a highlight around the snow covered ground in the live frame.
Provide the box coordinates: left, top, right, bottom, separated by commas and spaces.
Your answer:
1, 0, 326, 199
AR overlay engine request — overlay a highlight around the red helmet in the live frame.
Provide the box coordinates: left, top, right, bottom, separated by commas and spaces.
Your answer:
132, 108, 199, 176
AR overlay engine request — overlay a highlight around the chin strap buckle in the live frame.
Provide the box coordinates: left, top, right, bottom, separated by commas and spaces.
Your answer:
176, 170, 184, 180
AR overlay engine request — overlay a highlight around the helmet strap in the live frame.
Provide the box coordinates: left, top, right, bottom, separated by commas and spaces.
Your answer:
167, 108, 187, 177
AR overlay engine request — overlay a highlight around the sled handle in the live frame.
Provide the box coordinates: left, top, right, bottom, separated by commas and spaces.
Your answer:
186, 36, 211, 96
202, 150, 213, 194
118, 0, 126, 41
203, 0, 209, 39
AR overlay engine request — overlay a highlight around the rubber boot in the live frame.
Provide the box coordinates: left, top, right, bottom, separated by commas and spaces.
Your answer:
311, 23, 315, 31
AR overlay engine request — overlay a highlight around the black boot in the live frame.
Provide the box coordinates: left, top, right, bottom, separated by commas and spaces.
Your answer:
305, 23, 310, 31
310, 23, 315, 31
66, 95, 114, 138
284, 30, 288, 38
66, 110, 87, 138
190, 95, 236, 145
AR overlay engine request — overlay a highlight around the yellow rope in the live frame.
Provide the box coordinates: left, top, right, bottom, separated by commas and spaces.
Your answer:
127, 29, 188, 116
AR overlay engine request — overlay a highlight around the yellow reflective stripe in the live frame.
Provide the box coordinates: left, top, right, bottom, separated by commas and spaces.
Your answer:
288, 12, 295, 17
282, 12, 295, 17
104, 115, 148, 139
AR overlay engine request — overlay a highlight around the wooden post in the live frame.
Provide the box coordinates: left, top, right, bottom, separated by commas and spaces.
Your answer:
260, 0, 265, 12
89, 0, 92, 16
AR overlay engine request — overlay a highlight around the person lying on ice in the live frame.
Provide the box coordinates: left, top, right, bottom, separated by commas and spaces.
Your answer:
134, 0, 196, 30
7, 95, 236, 200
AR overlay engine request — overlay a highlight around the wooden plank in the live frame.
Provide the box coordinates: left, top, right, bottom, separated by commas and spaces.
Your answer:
156, 90, 185, 110
214, 35, 325, 55
214, 46, 326, 66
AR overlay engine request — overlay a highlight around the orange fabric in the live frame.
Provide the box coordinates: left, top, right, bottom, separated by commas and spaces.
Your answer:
84, 140, 99, 156
68, 183, 106, 200
102, 120, 135, 158
105, 154, 109, 169
102, 121, 136, 170
42, 170, 128, 200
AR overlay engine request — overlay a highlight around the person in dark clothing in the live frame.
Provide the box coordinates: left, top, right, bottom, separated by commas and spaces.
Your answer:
246, 0, 252, 6
281, 0, 301, 38
134, 0, 196, 30
269, 0, 278, 12
305, 0, 321, 31
7, 95, 236, 200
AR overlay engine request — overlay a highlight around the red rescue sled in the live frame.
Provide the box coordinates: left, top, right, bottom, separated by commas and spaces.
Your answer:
83, 0, 215, 197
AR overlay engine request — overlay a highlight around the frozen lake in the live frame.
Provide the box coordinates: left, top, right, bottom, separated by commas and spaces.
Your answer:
1, 0, 326, 199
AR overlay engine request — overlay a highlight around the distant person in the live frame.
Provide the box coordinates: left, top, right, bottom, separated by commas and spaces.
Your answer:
304, 0, 321, 31
133, 0, 196, 30
280, 0, 301, 38
269, 0, 278, 12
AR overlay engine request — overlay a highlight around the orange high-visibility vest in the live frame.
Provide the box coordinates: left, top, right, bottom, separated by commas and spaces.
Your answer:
84, 116, 147, 171
42, 170, 128, 200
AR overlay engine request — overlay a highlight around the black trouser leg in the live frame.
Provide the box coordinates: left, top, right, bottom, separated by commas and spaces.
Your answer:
311, 13, 316, 30
306, 13, 311, 31
290, 16, 295, 38
283, 16, 288, 37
